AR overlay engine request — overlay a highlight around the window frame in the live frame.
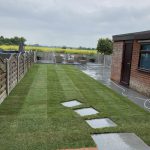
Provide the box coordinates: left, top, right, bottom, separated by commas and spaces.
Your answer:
138, 43, 150, 73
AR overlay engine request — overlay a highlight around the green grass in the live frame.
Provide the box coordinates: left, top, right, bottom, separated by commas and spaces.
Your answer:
0, 64, 149, 150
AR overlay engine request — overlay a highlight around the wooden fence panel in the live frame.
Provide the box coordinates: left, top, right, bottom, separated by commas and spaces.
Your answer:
18, 54, 24, 81
27, 51, 34, 69
0, 59, 7, 104
31, 51, 34, 64
8, 55, 18, 93
24, 53, 28, 73
0, 51, 35, 100
27, 52, 31, 69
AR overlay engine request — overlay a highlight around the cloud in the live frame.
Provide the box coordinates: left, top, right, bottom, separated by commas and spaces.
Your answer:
0, 0, 150, 47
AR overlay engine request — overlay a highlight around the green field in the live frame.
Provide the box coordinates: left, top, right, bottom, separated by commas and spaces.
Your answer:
0, 45, 97, 55
0, 64, 149, 149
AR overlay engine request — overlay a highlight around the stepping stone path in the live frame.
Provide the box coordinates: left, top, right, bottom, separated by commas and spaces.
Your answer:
61, 100, 150, 150
61, 100, 82, 107
74, 108, 99, 116
86, 118, 117, 129
91, 133, 150, 150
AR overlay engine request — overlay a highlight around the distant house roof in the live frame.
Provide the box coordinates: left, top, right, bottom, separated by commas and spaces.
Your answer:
3, 51, 19, 53
0, 49, 19, 60
0, 49, 19, 53
0, 49, 4, 53
0, 53, 11, 60
113, 30, 150, 42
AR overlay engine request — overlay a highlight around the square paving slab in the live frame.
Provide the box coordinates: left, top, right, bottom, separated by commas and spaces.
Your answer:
86, 118, 117, 129
91, 133, 150, 150
74, 108, 99, 116
61, 100, 82, 107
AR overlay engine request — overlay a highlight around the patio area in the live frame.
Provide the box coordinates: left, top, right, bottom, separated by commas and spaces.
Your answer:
0, 64, 149, 150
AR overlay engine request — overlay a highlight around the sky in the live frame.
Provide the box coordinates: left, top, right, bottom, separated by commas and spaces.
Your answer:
0, 0, 150, 48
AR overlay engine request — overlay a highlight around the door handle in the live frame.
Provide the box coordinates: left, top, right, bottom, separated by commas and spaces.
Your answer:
127, 63, 131, 65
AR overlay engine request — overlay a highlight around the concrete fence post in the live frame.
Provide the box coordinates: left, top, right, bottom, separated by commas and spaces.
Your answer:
104, 54, 106, 67
34, 51, 37, 63
17, 54, 20, 82
29, 52, 31, 67
23, 53, 26, 74
27, 52, 30, 69
31, 51, 33, 65
6, 59, 10, 95
97, 53, 99, 64
30, 51, 32, 65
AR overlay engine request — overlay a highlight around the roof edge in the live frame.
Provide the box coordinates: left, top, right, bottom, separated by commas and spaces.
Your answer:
113, 30, 150, 41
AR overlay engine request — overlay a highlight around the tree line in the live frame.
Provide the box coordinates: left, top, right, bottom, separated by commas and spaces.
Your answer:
0, 36, 26, 45
62, 38, 113, 54
0, 35, 113, 54
61, 46, 95, 50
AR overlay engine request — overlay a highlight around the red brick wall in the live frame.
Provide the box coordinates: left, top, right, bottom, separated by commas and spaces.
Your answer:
130, 40, 150, 97
111, 42, 124, 82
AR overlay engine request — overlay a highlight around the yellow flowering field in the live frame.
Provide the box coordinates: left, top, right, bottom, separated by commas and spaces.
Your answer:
0, 45, 97, 55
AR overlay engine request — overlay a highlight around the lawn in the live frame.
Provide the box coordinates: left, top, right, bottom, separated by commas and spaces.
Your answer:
0, 64, 149, 150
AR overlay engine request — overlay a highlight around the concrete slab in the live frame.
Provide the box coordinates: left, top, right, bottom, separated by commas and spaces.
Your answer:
86, 118, 117, 129
75, 108, 99, 116
62, 100, 82, 107
91, 133, 150, 150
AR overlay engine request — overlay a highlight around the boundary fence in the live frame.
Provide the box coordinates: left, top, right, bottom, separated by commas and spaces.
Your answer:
36, 52, 112, 66
0, 51, 35, 104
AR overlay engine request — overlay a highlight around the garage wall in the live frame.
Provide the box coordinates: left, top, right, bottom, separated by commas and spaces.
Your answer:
130, 40, 150, 97
111, 41, 124, 83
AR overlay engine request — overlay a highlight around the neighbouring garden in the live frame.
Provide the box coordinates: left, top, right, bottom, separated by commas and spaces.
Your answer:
0, 64, 149, 150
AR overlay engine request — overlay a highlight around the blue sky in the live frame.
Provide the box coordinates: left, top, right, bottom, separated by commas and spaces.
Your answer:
0, 0, 150, 47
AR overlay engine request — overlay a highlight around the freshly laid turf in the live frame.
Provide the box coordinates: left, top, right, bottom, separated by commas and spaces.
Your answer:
0, 64, 149, 150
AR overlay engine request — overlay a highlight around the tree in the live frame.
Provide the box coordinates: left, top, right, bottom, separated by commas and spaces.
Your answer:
0, 36, 26, 45
62, 46, 67, 49
0, 36, 4, 45
97, 38, 113, 55
20, 37, 26, 44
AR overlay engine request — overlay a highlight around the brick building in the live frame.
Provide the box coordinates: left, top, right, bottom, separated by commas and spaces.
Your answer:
111, 31, 150, 97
